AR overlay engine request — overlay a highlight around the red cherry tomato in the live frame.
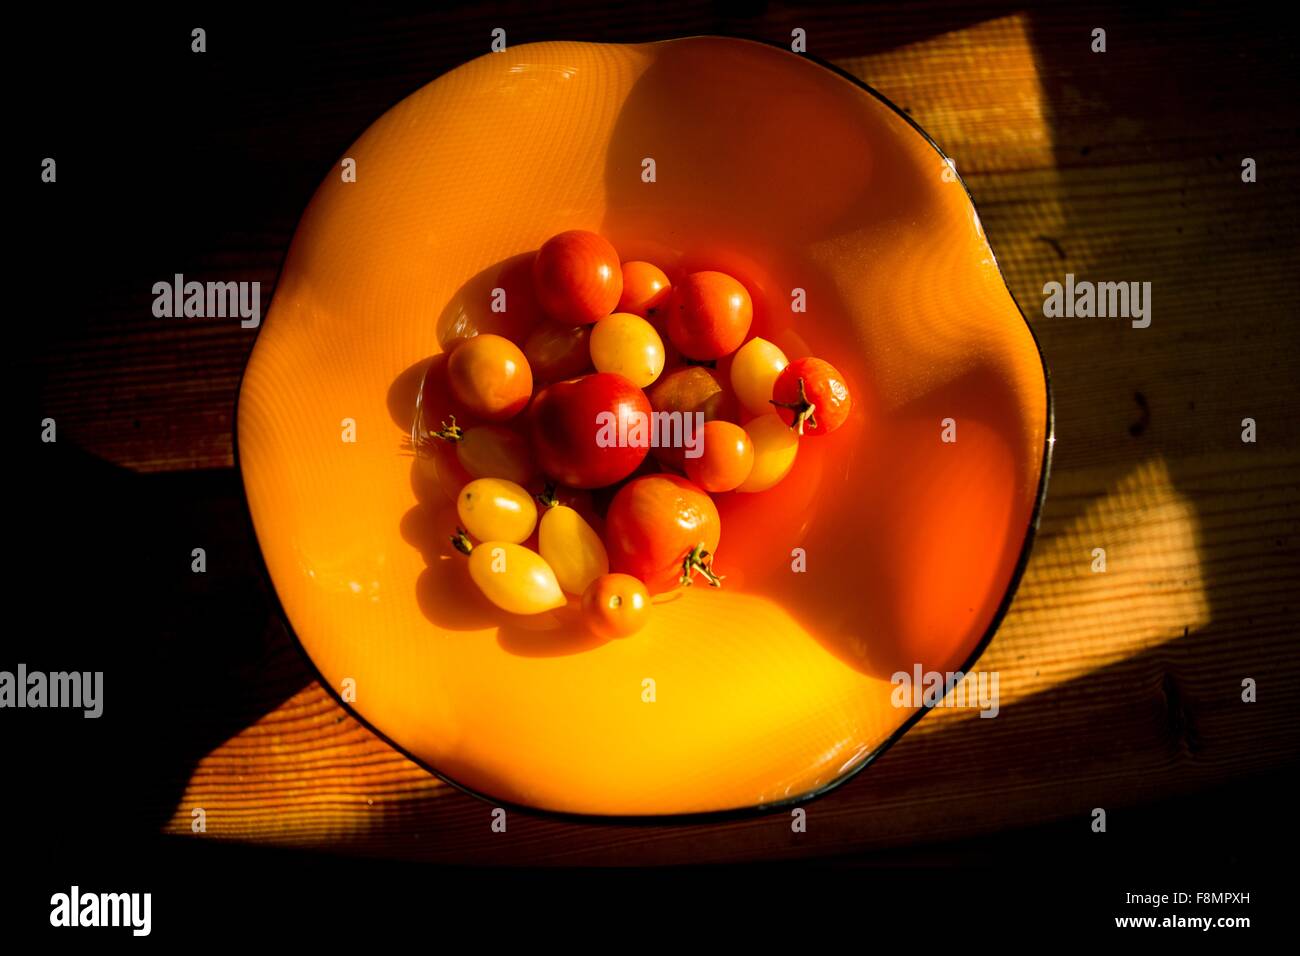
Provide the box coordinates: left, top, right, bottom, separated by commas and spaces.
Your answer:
771, 357, 852, 436
605, 474, 722, 594
527, 372, 651, 489
617, 261, 672, 321
431, 420, 537, 487
645, 366, 739, 470
426, 437, 474, 502
447, 334, 534, 421
582, 573, 651, 639
524, 321, 593, 384
684, 420, 754, 492
533, 230, 623, 324
666, 271, 753, 360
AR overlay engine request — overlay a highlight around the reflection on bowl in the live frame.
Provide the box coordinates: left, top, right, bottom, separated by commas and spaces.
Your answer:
237, 37, 1051, 817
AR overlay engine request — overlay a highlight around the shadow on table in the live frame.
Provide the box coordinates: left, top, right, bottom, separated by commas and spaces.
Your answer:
14, 442, 314, 845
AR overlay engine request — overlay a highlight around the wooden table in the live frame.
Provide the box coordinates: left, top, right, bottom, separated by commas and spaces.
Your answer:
23, 3, 1298, 865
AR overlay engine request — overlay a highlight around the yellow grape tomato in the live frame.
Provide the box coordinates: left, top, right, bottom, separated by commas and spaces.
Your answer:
730, 336, 789, 417
457, 478, 538, 543
468, 542, 565, 614
735, 414, 799, 493
539, 504, 609, 595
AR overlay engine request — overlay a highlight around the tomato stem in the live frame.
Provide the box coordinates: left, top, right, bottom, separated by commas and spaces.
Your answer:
770, 377, 818, 435
535, 481, 559, 509
680, 542, 724, 589
431, 414, 464, 443
450, 528, 474, 556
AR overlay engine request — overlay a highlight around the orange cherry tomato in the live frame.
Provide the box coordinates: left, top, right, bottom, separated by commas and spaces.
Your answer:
684, 420, 754, 493
582, 573, 651, 639
532, 230, 622, 324
446, 334, 534, 421
417, 353, 480, 432
605, 474, 722, 594
617, 261, 672, 321
666, 271, 753, 360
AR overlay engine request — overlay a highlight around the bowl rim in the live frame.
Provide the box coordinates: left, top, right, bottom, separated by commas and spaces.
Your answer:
233, 33, 1055, 827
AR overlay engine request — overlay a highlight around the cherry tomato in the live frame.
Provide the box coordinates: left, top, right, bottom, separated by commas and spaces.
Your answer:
589, 312, 665, 388
424, 436, 474, 503
735, 414, 799, 493
527, 372, 651, 489
771, 357, 852, 436
538, 491, 609, 595
523, 321, 593, 384
457, 477, 538, 544
684, 420, 754, 493
582, 573, 651, 639
447, 334, 533, 421
645, 366, 738, 470
452, 532, 565, 614
432, 420, 537, 487
730, 336, 789, 417
605, 474, 722, 594
417, 353, 480, 434
532, 230, 622, 324
666, 271, 753, 360
617, 261, 672, 320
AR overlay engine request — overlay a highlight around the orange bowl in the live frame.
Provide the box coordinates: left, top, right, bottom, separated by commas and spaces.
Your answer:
237, 37, 1052, 818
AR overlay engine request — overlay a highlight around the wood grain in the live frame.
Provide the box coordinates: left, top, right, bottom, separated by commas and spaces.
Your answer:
26, 4, 1297, 859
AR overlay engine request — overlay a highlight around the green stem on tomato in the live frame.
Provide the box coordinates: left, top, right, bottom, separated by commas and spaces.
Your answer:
535, 481, 559, 509
769, 377, 818, 435
431, 415, 464, 442
680, 542, 724, 589
450, 528, 474, 556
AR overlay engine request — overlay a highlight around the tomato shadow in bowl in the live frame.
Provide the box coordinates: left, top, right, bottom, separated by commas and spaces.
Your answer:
433, 251, 544, 351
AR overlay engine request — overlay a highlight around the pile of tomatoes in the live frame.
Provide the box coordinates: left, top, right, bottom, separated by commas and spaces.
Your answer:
417, 230, 851, 639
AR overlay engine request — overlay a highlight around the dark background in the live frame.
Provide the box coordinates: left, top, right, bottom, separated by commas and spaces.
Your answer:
8, 1, 1295, 939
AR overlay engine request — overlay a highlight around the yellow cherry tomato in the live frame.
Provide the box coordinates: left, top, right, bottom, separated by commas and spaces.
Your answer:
730, 336, 789, 417
735, 414, 799, 493
589, 312, 665, 388
454, 534, 565, 614
538, 501, 609, 595
456, 478, 537, 543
